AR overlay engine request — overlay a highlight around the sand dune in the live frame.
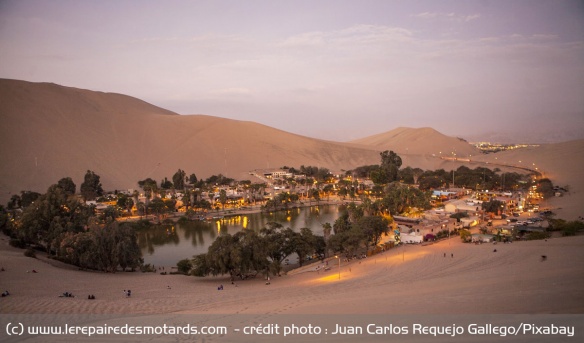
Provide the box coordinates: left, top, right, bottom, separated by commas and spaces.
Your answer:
0, 79, 379, 203
1, 233, 582, 315
1, 79, 583, 221
1, 79, 583, 342
349, 127, 480, 157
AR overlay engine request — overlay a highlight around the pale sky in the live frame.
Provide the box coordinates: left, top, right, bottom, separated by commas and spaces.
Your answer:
1, 0, 583, 143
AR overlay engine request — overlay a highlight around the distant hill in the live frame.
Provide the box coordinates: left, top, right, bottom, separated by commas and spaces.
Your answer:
349, 127, 481, 157
0, 79, 380, 202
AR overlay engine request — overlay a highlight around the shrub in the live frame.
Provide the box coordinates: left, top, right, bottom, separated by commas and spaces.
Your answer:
561, 221, 584, 236
24, 248, 36, 258
525, 231, 550, 240
459, 229, 471, 242
140, 263, 156, 273
177, 258, 192, 275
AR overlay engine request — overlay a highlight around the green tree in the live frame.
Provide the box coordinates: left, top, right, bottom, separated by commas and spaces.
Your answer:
80, 170, 104, 201
19, 184, 92, 255
188, 173, 198, 185
177, 258, 192, 274
148, 198, 167, 222
160, 177, 173, 189
537, 178, 555, 198
114, 223, 142, 271
117, 193, 134, 214
200, 230, 267, 279
260, 222, 294, 276
57, 177, 76, 195
459, 229, 471, 242
138, 178, 158, 205
219, 189, 228, 210
380, 150, 402, 183
291, 228, 317, 267
173, 169, 186, 190
482, 199, 505, 214
356, 215, 390, 251
310, 188, 320, 204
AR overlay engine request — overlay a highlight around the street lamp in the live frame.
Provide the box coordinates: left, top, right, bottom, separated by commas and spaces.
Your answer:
335, 255, 340, 279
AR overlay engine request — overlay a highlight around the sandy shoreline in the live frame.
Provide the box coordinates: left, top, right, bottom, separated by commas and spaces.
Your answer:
2, 231, 583, 316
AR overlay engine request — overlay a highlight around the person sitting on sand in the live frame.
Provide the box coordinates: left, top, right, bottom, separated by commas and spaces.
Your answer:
1, 290, 9, 297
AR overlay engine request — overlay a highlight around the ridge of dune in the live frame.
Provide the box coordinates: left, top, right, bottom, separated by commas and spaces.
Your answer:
0, 79, 380, 203
350, 126, 480, 157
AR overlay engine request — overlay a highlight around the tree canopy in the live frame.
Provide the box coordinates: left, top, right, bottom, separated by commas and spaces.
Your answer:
80, 170, 103, 201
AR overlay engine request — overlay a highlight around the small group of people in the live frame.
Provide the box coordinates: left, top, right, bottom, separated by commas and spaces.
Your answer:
123, 289, 132, 297
87, 294, 96, 300
61, 292, 74, 298
1, 290, 9, 297
217, 285, 224, 290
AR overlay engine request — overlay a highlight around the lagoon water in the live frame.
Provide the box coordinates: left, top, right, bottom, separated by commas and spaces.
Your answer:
138, 204, 343, 267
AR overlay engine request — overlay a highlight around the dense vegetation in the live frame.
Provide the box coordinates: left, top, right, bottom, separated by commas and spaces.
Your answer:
189, 222, 325, 278
2, 148, 564, 276
1, 175, 142, 272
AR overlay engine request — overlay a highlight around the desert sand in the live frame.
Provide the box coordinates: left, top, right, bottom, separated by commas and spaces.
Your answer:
1, 79, 583, 342
1, 232, 583, 342
2, 233, 583, 316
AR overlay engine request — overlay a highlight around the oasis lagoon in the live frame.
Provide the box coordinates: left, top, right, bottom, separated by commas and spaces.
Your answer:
137, 204, 343, 267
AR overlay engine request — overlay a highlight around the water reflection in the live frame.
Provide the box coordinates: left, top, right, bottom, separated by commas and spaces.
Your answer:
138, 204, 342, 267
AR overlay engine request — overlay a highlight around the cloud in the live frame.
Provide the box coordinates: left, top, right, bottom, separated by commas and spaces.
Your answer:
278, 24, 414, 50
412, 12, 480, 23
463, 14, 481, 22
531, 34, 558, 40
278, 31, 326, 47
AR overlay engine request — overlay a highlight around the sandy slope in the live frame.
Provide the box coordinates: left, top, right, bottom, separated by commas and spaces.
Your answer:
349, 127, 480, 157
1, 79, 583, 221
1, 233, 582, 316
0, 79, 381, 204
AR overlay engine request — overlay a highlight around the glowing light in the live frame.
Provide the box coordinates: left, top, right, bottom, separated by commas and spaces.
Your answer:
314, 274, 342, 283
243, 216, 248, 229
